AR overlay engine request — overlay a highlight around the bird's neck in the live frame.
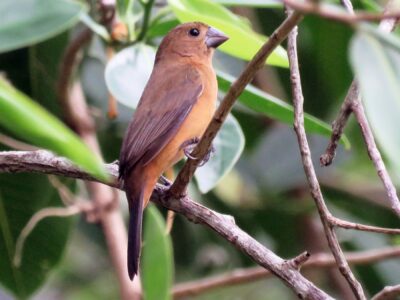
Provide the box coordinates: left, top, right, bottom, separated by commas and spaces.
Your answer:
156, 55, 214, 71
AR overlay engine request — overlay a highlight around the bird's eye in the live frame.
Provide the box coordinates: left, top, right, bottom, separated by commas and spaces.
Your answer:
189, 28, 200, 37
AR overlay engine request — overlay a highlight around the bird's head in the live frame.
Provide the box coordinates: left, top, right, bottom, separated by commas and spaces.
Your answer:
155, 22, 229, 63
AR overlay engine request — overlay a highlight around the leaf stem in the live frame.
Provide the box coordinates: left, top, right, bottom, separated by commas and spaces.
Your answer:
137, 0, 156, 41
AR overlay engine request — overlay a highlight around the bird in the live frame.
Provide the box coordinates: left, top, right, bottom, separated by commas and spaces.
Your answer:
119, 22, 229, 280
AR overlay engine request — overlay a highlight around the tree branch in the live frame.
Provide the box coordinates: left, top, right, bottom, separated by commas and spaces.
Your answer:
340, 0, 354, 14
57, 25, 140, 299
320, 80, 358, 166
320, 0, 400, 217
328, 215, 400, 235
169, 11, 304, 197
173, 246, 400, 299
0, 150, 119, 187
371, 285, 400, 300
287, 16, 366, 299
13, 205, 83, 267
0, 149, 334, 300
351, 101, 400, 216
284, 0, 400, 24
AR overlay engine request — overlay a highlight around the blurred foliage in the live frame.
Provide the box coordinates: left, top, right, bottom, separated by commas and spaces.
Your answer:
142, 205, 173, 300
0, 0, 400, 299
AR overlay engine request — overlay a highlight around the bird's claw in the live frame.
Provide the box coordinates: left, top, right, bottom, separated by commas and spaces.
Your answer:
160, 175, 172, 187
183, 147, 197, 160
180, 138, 215, 166
180, 137, 200, 159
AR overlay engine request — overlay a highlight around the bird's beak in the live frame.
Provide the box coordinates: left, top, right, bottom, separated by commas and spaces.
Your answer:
205, 27, 229, 48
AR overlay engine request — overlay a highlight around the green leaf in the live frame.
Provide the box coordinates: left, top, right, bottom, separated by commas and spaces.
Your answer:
217, 71, 351, 148
29, 33, 69, 117
116, 0, 143, 40
79, 13, 111, 41
105, 43, 156, 109
0, 79, 108, 180
195, 114, 245, 193
350, 29, 400, 175
213, 0, 282, 8
117, 0, 134, 18
360, 0, 381, 11
0, 173, 74, 298
359, 23, 400, 50
147, 18, 180, 39
142, 205, 173, 300
0, 0, 85, 53
167, 0, 288, 67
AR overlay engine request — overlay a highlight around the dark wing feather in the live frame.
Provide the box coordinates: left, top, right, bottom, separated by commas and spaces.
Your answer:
119, 64, 203, 179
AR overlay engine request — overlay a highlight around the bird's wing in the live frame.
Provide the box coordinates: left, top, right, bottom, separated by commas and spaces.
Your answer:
119, 64, 204, 179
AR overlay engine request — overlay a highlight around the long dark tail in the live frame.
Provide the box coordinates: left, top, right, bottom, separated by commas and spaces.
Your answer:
125, 180, 145, 280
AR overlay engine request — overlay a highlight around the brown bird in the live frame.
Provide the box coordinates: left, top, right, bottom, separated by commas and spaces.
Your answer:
119, 22, 228, 280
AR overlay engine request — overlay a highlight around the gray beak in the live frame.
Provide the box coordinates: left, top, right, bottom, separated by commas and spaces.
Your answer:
205, 27, 229, 48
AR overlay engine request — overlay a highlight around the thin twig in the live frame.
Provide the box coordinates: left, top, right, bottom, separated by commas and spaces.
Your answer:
340, 0, 354, 14
351, 101, 400, 216
47, 175, 101, 222
320, 80, 359, 166
320, 0, 400, 217
328, 215, 400, 235
57, 28, 93, 130
286, 251, 311, 270
371, 285, 400, 300
165, 167, 176, 234
13, 205, 82, 267
287, 18, 366, 300
48, 175, 79, 206
0, 133, 38, 151
284, 0, 400, 24
0, 149, 334, 300
298, 202, 354, 299
169, 11, 304, 197
173, 246, 400, 299
320, 0, 355, 166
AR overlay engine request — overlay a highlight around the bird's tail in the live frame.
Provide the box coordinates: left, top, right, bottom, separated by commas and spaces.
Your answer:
125, 178, 145, 280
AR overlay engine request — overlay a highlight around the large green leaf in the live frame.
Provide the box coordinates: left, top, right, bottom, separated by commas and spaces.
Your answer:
105, 43, 156, 109
147, 18, 180, 39
195, 114, 245, 193
0, 0, 85, 53
142, 205, 173, 300
0, 79, 108, 180
167, 0, 288, 67
0, 172, 74, 298
217, 71, 350, 148
350, 28, 400, 176
29, 33, 69, 117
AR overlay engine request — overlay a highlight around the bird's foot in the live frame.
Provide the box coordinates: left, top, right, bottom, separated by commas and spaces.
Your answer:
160, 175, 172, 187
181, 137, 200, 159
180, 138, 215, 166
